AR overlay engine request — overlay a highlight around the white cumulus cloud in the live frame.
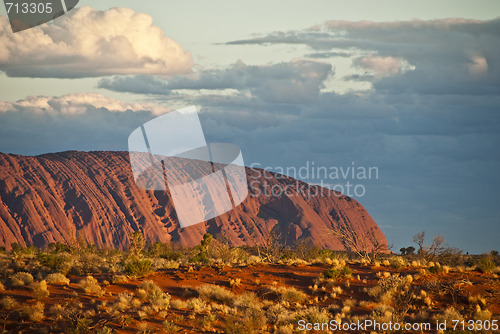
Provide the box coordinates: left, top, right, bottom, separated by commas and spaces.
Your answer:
0, 7, 193, 78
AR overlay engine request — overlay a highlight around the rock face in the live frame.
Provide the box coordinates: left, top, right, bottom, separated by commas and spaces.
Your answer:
0, 151, 388, 251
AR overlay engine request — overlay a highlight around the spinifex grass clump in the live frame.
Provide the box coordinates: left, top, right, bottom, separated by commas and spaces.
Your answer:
322, 266, 352, 279
78, 275, 104, 296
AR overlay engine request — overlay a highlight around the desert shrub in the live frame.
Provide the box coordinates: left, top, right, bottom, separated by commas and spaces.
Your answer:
137, 322, 155, 334
125, 259, 152, 277
146, 242, 185, 261
138, 280, 170, 311
275, 324, 295, 334
152, 258, 180, 270
196, 284, 235, 305
477, 257, 495, 273
201, 314, 217, 331
322, 266, 352, 279
413, 231, 463, 264
113, 292, 134, 312
372, 304, 395, 324
70, 318, 93, 334
246, 255, 262, 264
0, 257, 11, 276
47, 242, 71, 253
263, 285, 307, 304
96, 326, 113, 334
368, 275, 415, 322
45, 273, 70, 285
112, 274, 128, 284
52, 300, 96, 333
37, 252, 73, 274
78, 275, 104, 296
209, 238, 248, 263
229, 278, 241, 288
428, 264, 445, 274
223, 308, 267, 334
147, 242, 170, 258
70, 252, 104, 275
433, 307, 463, 329
163, 320, 180, 333
187, 297, 206, 312
287, 239, 322, 261
390, 256, 407, 269
11, 271, 34, 287
170, 298, 188, 310
0, 296, 18, 310
50, 303, 65, 320
234, 292, 262, 310
296, 306, 330, 324
266, 303, 296, 326
31, 280, 50, 299
127, 231, 146, 257
22, 302, 44, 322
190, 233, 213, 264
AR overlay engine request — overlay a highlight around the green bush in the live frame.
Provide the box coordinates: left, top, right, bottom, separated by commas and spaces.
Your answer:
37, 253, 72, 274
322, 266, 352, 279
190, 233, 213, 264
428, 265, 445, 274
477, 257, 495, 273
124, 259, 152, 277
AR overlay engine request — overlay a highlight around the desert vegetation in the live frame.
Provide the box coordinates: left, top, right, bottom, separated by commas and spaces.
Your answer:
0, 231, 498, 333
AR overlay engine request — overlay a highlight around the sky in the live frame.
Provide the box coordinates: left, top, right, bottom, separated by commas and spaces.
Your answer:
0, 1, 499, 253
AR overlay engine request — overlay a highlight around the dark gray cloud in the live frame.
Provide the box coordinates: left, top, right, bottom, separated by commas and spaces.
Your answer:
98, 76, 173, 95
305, 51, 352, 59
99, 59, 333, 104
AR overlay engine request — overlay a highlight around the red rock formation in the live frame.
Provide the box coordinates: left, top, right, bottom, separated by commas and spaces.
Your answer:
0, 151, 388, 251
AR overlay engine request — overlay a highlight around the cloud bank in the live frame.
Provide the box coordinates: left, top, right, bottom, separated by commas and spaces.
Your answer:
227, 18, 500, 95
0, 7, 193, 78
99, 59, 333, 104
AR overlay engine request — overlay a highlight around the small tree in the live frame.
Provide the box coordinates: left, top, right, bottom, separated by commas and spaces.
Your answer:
191, 233, 213, 263
412, 231, 425, 256
400, 246, 415, 256
405, 246, 415, 255
247, 224, 288, 263
412, 231, 461, 262
328, 225, 385, 263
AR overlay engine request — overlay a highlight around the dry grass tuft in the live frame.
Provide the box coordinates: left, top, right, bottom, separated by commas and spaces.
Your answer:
31, 280, 50, 299
138, 280, 170, 311
196, 284, 236, 305
78, 275, 104, 296
22, 302, 44, 322
45, 273, 70, 285
11, 272, 34, 287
